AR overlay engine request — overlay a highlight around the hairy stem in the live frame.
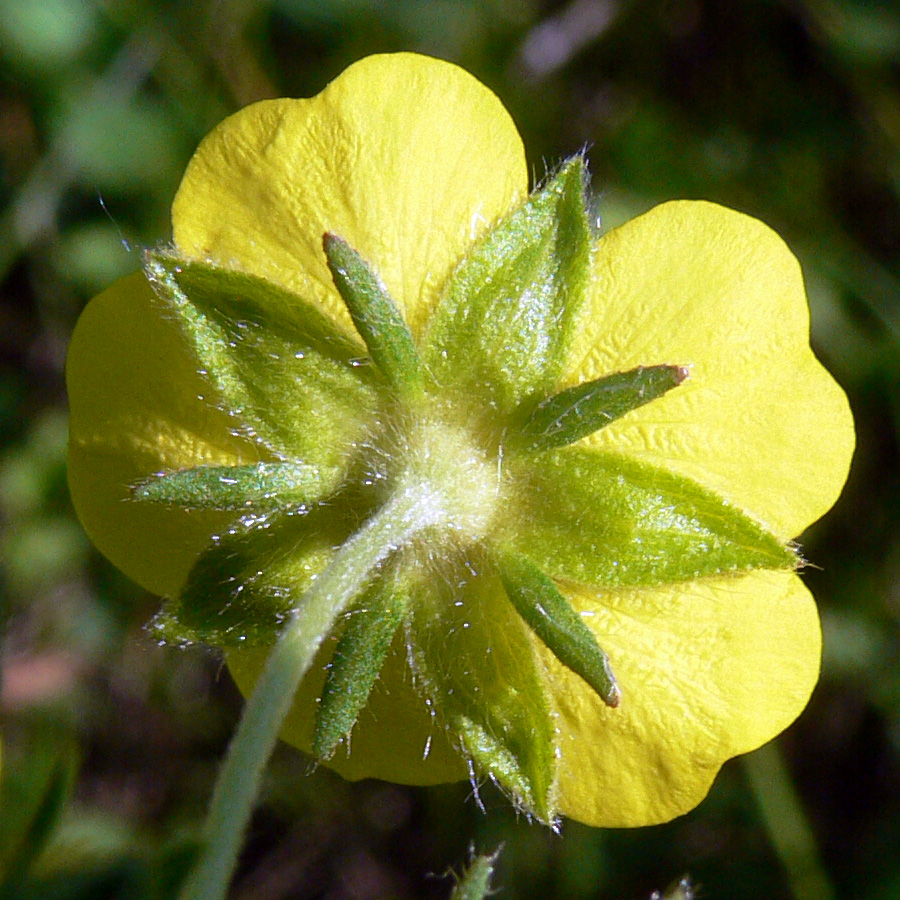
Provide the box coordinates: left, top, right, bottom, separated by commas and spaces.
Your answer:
178, 486, 440, 900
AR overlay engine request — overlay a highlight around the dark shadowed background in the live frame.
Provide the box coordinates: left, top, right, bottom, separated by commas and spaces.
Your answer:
1, 1, 898, 898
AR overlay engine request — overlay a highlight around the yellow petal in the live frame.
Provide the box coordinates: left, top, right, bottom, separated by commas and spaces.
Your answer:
172, 53, 528, 339
67, 272, 268, 596
568, 201, 854, 540
548, 569, 820, 827
227, 635, 468, 786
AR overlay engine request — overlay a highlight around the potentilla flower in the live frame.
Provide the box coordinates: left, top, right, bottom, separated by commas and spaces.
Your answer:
67, 53, 854, 827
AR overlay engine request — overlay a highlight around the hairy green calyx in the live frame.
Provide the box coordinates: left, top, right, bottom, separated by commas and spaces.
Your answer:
136, 157, 793, 823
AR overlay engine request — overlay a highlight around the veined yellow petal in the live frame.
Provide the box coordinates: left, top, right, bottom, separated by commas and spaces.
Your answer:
172, 53, 528, 340
568, 201, 854, 540
66, 272, 268, 596
548, 569, 820, 827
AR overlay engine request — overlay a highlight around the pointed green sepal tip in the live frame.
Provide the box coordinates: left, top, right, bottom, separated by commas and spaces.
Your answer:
323, 233, 422, 394
407, 574, 557, 822
312, 579, 407, 760
142, 250, 381, 465
513, 364, 689, 453
498, 553, 620, 707
421, 155, 593, 415
131, 461, 339, 510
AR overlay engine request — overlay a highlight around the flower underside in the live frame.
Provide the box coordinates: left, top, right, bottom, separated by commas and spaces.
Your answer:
135, 158, 798, 823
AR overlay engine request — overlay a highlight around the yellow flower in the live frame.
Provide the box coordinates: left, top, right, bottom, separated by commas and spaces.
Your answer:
67, 53, 854, 827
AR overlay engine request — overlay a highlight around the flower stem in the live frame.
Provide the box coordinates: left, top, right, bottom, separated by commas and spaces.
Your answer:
177, 487, 439, 900
743, 742, 836, 900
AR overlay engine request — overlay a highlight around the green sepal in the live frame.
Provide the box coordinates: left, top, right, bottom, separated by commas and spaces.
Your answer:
132, 461, 341, 510
423, 157, 593, 419
323, 233, 422, 394
143, 251, 380, 466
498, 553, 620, 706
152, 505, 354, 647
313, 570, 408, 760
501, 448, 798, 588
407, 569, 557, 822
511, 364, 688, 453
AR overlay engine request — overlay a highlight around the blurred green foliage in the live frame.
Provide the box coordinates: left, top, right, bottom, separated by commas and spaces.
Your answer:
1, 0, 899, 897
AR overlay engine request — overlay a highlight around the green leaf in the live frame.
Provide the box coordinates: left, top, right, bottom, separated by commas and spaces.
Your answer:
323, 233, 422, 394
498, 553, 620, 706
143, 252, 381, 467
423, 157, 593, 420
153, 504, 357, 647
407, 569, 557, 822
132, 461, 341, 510
500, 448, 797, 588
0, 723, 77, 890
313, 570, 408, 760
512, 364, 688, 453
